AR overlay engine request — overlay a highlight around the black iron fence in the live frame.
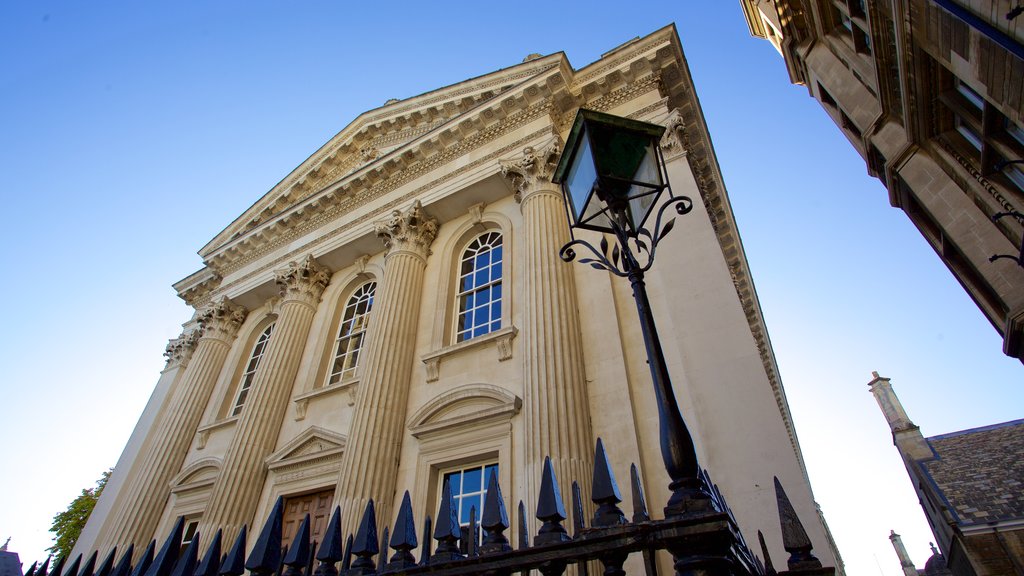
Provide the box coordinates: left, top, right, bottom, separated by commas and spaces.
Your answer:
27, 441, 833, 576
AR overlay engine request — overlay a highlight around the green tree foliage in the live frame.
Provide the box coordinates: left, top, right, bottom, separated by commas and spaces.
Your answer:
48, 469, 112, 559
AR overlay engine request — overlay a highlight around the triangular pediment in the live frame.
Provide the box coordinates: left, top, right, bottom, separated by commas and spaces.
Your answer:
200, 54, 564, 258
266, 426, 347, 470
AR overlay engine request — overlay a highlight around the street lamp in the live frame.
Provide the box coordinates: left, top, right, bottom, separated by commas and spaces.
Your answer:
552, 108, 713, 517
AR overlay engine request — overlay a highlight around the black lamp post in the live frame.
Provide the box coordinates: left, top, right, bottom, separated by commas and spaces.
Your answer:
552, 109, 713, 518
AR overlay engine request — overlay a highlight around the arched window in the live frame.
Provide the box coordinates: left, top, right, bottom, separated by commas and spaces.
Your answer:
455, 232, 502, 342
326, 282, 376, 385
231, 323, 274, 416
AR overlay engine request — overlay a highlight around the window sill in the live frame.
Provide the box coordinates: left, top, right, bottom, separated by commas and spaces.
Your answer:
421, 325, 518, 382
195, 416, 239, 450
292, 377, 359, 420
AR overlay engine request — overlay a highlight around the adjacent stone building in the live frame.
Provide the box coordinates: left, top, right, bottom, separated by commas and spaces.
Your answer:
72, 24, 841, 572
870, 373, 1024, 575
740, 0, 1024, 361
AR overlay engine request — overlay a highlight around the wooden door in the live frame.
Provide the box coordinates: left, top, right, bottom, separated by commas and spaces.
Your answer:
283, 489, 334, 551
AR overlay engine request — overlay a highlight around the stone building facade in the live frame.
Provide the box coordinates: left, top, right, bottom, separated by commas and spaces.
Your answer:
740, 0, 1024, 361
73, 24, 841, 571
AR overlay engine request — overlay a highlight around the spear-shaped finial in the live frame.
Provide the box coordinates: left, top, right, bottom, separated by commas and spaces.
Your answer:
78, 551, 98, 576
480, 471, 510, 554
571, 482, 586, 539
388, 491, 418, 569
219, 526, 246, 576
377, 527, 389, 571
313, 507, 342, 576
108, 545, 132, 576
62, 554, 82, 576
26, 561, 39, 576
195, 530, 222, 576
629, 464, 650, 523
431, 479, 462, 563
129, 542, 154, 576
757, 530, 777, 575
168, 535, 199, 576
37, 555, 52, 576
282, 515, 311, 576
350, 499, 379, 574
417, 516, 432, 566
145, 518, 184, 576
517, 502, 528, 550
774, 477, 821, 571
535, 457, 569, 545
94, 548, 116, 576
247, 498, 284, 576
591, 439, 625, 527
339, 536, 352, 572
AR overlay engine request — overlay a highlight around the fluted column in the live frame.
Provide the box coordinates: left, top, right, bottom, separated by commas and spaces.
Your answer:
501, 142, 595, 518
333, 201, 438, 538
199, 255, 330, 544
100, 298, 247, 552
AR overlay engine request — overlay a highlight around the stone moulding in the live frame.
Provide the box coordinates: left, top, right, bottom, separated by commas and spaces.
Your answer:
420, 325, 519, 382
407, 383, 522, 439
265, 426, 347, 474
168, 458, 222, 495
291, 376, 360, 421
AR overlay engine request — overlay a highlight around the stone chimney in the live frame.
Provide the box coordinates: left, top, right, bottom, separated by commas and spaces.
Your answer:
889, 530, 919, 576
868, 372, 932, 461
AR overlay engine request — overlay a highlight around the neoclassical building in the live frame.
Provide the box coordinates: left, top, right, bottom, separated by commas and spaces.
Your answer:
74, 24, 841, 571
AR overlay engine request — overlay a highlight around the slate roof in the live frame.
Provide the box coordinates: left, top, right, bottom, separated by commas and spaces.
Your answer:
918, 419, 1024, 526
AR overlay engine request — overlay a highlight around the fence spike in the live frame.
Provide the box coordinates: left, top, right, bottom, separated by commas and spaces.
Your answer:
535, 457, 569, 545
108, 546, 132, 576
169, 535, 199, 576
195, 530, 222, 576
480, 471, 510, 554
247, 497, 284, 575
629, 464, 649, 523
50, 555, 67, 576
129, 542, 155, 576
773, 477, 821, 571
350, 499, 379, 574
283, 514, 311, 576
431, 479, 462, 563
26, 561, 39, 576
94, 548, 117, 576
313, 507, 342, 576
79, 551, 98, 576
144, 517, 184, 576
591, 439, 626, 527
517, 501, 528, 550
466, 507, 477, 557
62, 554, 82, 576
417, 516, 431, 566
388, 491, 418, 569
37, 556, 52, 576
571, 482, 585, 539
219, 526, 246, 576
757, 530, 776, 575
339, 536, 352, 572
378, 527, 389, 570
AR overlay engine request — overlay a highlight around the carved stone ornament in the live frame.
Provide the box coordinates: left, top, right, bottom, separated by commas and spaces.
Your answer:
164, 330, 201, 365
373, 200, 439, 257
274, 254, 331, 308
659, 109, 687, 155
197, 297, 248, 342
498, 138, 561, 202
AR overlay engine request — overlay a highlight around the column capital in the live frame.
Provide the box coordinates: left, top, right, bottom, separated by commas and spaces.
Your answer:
164, 330, 200, 366
275, 255, 331, 308
373, 200, 438, 259
198, 297, 248, 343
499, 138, 561, 203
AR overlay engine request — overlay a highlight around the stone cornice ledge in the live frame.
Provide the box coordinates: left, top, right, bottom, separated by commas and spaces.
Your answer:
421, 325, 518, 383
292, 377, 359, 420
195, 416, 238, 450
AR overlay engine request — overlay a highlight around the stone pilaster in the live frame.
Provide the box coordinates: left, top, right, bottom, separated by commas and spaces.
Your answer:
199, 255, 330, 544
500, 142, 595, 519
100, 297, 247, 551
333, 201, 438, 537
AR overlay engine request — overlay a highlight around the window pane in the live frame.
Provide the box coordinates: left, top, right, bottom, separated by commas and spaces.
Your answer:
461, 495, 481, 524
463, 467, 482, 492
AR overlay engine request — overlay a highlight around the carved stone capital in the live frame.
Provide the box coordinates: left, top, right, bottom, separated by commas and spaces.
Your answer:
659, 109, 687, 156
499, 138, 561, 203
275, 255, 331, 308
373, 200, 439, 258
164, 330, 200, 366
197, 297, 248, 343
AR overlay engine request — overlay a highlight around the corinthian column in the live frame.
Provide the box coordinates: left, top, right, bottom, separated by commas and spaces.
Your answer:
100, 298, 247, 552
199, 255, 331, 543
333, 200, 438, 537
501, 141, 594, 514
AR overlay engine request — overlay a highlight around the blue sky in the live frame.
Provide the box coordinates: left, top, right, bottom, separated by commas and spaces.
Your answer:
1, 3, 1021, 575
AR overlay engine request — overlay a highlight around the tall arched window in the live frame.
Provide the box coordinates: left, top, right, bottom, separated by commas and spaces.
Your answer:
327, 281, 376, 385
455, 232, 502, 342
231, 323, 275, 416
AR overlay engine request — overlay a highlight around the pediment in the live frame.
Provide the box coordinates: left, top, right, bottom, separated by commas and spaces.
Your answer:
200, 55, 565, 259
169, 458, 221, 492
266, 426, 347, 470
408, 384, 522, 438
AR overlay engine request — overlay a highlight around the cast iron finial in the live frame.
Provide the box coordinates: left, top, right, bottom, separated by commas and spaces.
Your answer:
571, 482, 585, 539
591, 439, 626, 527
314, 507, 343, 576
757, 530, 777, 575
79, 551, 98, 576
388, 491, 418, 569
431, 479, 462, 563
194, 530, 222, 576
62, 555, 82, 576
145, 517, 184, 576
480, 472, 510, 553
376, 527, 389, 571
629, 464, 650, 523
517, 501, 528, 550
535, 457, 569, 545
94, 548, 116, 576
247, 498, 284, 576
168, 535, 199, 576
773, 477, 821, 571
465, 508, 477, 557
339, 536, 353, 572
417, 516, 432, 566
38, 556, 53, 576
282, 514, 311, 576
129, 542, 154, 576
26, 561, 39, 576
109, 545, 133, 576
350, 499, 379, 574
219, 526, 246, 576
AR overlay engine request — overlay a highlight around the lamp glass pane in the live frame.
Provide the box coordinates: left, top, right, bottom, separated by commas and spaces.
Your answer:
591, 125, 652, 202
564, 132, 597, 224
626, 142, 662, 232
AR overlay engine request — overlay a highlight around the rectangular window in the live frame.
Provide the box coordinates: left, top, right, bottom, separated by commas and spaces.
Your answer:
181, 519, 199, 548
440, 462, 499, 548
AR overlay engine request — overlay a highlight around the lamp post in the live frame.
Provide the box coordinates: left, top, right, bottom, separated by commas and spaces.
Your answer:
552, 109, 714, 518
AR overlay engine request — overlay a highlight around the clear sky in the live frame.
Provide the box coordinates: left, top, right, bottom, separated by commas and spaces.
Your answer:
1, 3, 1021, 575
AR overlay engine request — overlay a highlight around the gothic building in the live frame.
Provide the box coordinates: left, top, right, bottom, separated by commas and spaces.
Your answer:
73, 24, 841, 571
740, 0, 1024, 361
